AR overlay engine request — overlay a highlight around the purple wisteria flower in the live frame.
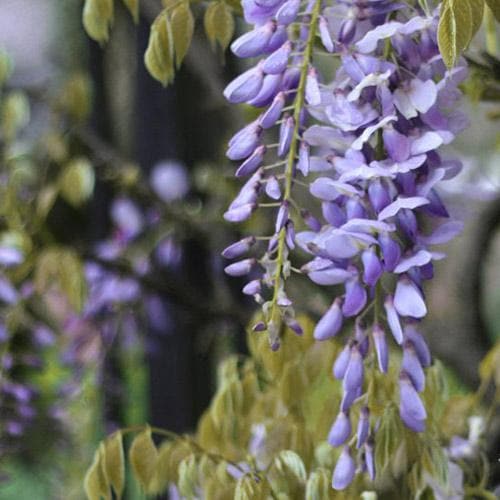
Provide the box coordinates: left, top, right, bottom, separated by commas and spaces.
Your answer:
221, 0, 469, 491
221, 0, 327, 349
291, 1, 468, 490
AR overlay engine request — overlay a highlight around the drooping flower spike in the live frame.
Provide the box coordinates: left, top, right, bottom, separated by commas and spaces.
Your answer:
222, 0, 468, 490
222, 0, 332, 350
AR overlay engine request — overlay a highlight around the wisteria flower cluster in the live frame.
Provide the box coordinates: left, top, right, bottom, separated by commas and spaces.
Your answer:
0, 161, 189, 456
222, 0, 468, 490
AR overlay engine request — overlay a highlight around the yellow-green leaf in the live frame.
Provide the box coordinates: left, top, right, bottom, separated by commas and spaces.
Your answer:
177, 454, 199, 497
305, 468, 331, 500
1, 91, 30, 141
171, 3, 194, 68
129, 427, 159, 491
486, 0, 500, 21
122, 0, 139, 23
274, 450, 307, 483
144, 11, 175, 86
57, 73, 92, 122
467, 0, 485, 36
235, 474, 271, 500
59, 157, 95, 207
438, 0, 473, 67
204, 1, 235, 51
148, 440, 175, 495
103, 432, 125, 498
84, 447, 110, 500
35, 247, 87, 312
83, 0, 114, 43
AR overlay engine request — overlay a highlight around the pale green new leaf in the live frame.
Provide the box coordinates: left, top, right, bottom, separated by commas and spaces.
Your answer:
486, 0, 500, 21
144, 11, 175, 86
103, 432, 125, 499
171, 2, 195, 68
129, 427, 159, 491
204, 1, 235, 51
122, 0, 139, 23
83, 0, 114, 43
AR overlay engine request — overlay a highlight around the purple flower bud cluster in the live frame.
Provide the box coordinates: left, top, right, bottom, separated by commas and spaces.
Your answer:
222, 0, 330, 348
289, 2, 467, 490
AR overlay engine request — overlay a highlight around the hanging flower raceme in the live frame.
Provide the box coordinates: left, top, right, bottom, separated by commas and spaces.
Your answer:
222, 0, 333, 349
292, 1, 468, 490
222, 0, 469, 491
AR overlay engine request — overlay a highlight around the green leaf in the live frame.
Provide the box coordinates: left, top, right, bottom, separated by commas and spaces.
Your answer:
305, 469, 331, 500
122, 0, 139, 23
204, 1, 235, 51
438, 0, 473, 67
467, 0, 485, 36
374, 404, 403, 474
83, 0, 114, 43
486, 0, 500, 21
59, 157, 95, 207
171, 2, 194, 68
144, 11, 175, 86
84, 447, 110, 500
103, 432, 125, 499
129, 427, 159, 491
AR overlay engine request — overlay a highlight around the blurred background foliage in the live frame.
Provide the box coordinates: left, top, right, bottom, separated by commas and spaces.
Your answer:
0, 0, 498, 499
